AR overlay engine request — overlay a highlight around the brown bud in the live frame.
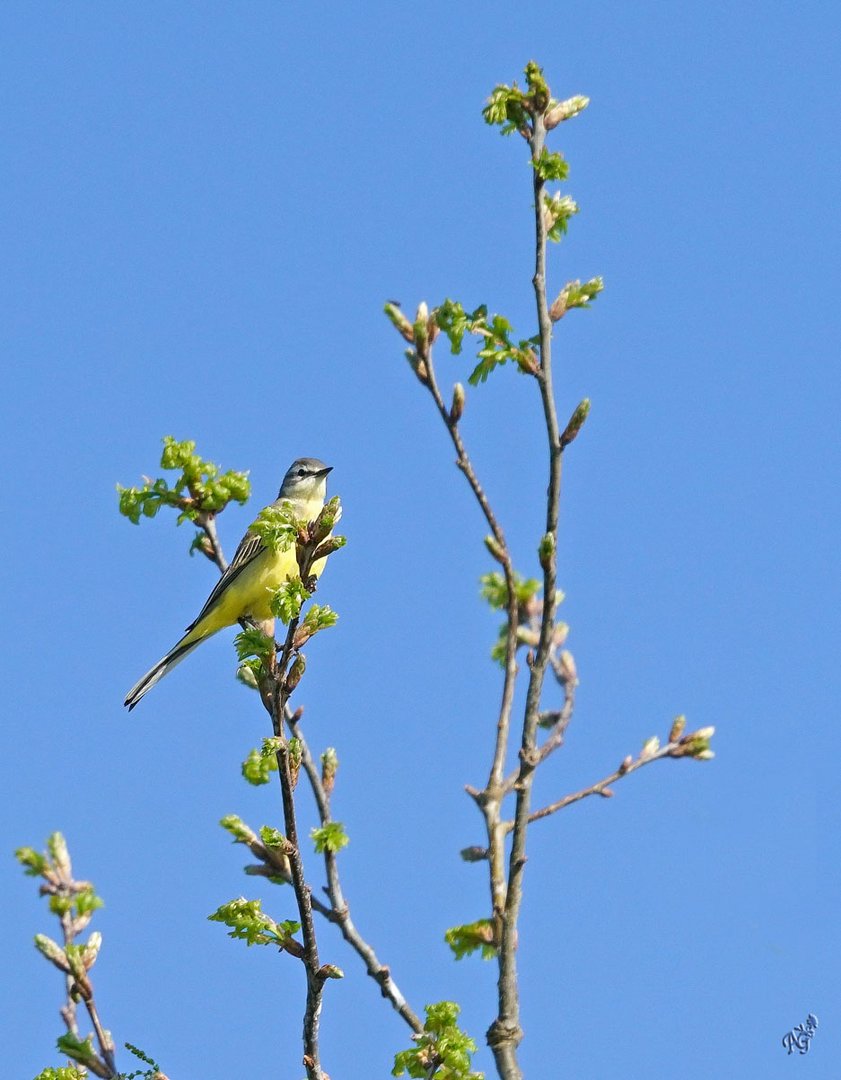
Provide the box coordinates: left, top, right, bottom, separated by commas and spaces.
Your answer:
449, 382, 465, 424
285, 654, 306, 694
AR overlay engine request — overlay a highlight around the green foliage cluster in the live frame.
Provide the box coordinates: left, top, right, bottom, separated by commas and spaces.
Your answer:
33, 1068, 86, 1080
393, 1002, 483, 1079
481, 59, 549, 135
295, 603, 339, 646
549, 277, 604, 320
240, 745, 278, 786
480, 571, 558, 665
18, 835, 166, 1080
117, 436, 250, 526
436, 300, 539, 386
208, 897, 300, 949
310, 822, 349, 855
270, 577, 310, 624
444, 919, 498, 961
543, 191, 578, 241
250, 501, 300, 552
384, 62, 601, 400
55, 1034, 101, 1073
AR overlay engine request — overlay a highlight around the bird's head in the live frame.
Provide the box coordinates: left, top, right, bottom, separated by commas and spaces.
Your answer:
277, 457, 333, 503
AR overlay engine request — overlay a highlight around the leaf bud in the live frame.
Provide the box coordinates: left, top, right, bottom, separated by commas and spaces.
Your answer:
538, 531, 554, 570
81, 931, 102, 970
559, 650, 578, 685
640, 736, 660, 759
405, 349, 429, 384
34, 933, 70, 972
413, 302, 430, 353
321, 747, 339, 794
383, 301, 415, 343
449, 382, 466, 424
669, 715, 687, 743
237, 662, 259, 690
544, 94, 590, 129
560, 398, 591, 449
484, 535, 506, 564
548, 291, 568, 322
47, 832, 71, 876
619, 755, 633, 774
284, 655, 306, 695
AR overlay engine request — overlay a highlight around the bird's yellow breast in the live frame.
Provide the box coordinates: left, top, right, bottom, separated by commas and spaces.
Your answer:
199, 534, 329, 634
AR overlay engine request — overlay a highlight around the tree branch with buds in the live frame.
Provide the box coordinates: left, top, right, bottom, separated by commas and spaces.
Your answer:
16, 834, 169, 1080
385, 60, 713, 1080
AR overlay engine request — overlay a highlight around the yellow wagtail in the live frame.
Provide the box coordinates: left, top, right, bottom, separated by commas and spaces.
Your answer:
125, 457, 332, 710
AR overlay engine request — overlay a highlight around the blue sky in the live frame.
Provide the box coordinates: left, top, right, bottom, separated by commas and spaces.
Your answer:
1, 2, 836, 1077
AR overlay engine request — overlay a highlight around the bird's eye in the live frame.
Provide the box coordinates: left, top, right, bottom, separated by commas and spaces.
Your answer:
297, 468, 306, 477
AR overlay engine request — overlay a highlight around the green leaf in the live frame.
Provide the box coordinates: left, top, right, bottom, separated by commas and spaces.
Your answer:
233, 627, 274, 663
479, 572, 541, 611
250, 502, 300, 553
56, 1033, 99, 1068
301, 604, 338, 636
259, 825, 286, 850
15, 846, 47, 877
482, 83, 530, 136
270, 577, 309, 624
532, 147, 569, 182
118, 436, 250, 528
549, 277, 604, 319
208, 897, 299, 948
74, 886, 104, 917
393, 1001, 483, 1079
543, 192, 579, 242
241, 747, 277, 785
33, 1068, 87, 1080
311, 822, 349, 855
220, 814, 257, 844
445, 919, 498, 960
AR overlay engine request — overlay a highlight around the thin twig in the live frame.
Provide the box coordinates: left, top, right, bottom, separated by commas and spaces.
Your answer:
203, 502, 421, 1059
47, 859, 116, 1077
417, 342, 521, 932
488, 108, 563, 1080
515, 738, 689, 827
288, 708, 424, 1034
197, 511, 228, 571
271, 693, 326, 1080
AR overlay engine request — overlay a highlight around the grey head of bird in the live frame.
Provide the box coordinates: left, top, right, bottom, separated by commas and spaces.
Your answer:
276, 457, 333, 502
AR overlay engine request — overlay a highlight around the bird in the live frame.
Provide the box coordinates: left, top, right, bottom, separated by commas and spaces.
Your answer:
124, 457, 333, 710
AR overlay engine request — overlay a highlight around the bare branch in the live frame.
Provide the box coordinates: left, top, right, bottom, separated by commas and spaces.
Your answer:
414, 338, 521, 932
490, 108, 562, 1080
518, 733, 706, 827
288, 708, 424, 1035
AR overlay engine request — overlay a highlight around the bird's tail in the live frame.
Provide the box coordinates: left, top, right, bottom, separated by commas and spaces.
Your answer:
124, 627, 212, 711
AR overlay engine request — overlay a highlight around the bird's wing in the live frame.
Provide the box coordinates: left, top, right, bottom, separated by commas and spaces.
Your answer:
185, 529, 267, 632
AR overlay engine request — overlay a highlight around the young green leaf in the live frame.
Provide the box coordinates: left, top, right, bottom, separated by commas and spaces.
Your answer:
241, 747, 277, 786
311, 822, 349, 855
270, 577, 310, 624
208, 897, 299, 948
234, 627, 274, 663
445, 918, 498, 960
393, 1001, 483, 1079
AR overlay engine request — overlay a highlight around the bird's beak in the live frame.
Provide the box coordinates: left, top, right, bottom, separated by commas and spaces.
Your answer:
317, 466, 333, 477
